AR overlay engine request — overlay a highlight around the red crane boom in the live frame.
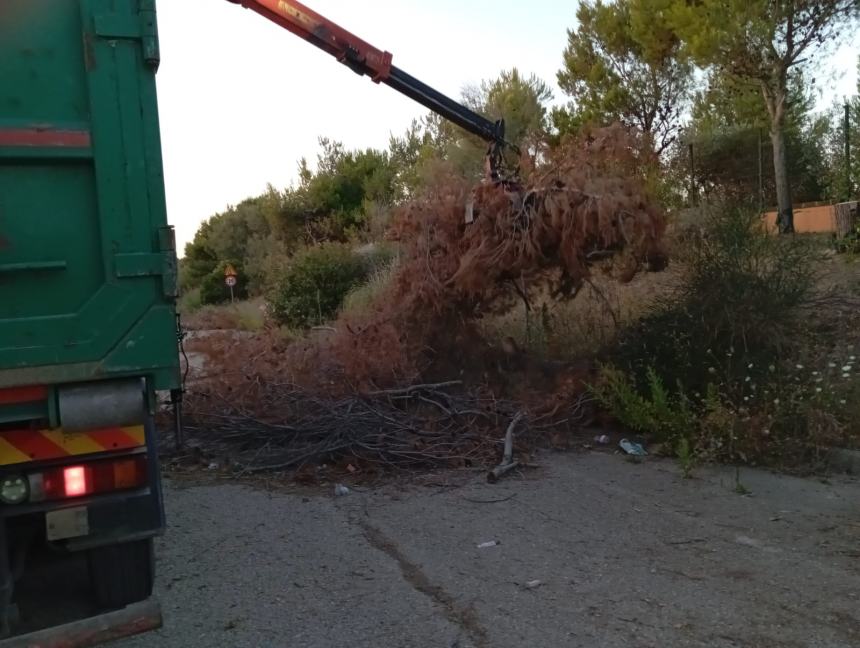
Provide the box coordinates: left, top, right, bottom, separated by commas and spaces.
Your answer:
227, 0, 512, 179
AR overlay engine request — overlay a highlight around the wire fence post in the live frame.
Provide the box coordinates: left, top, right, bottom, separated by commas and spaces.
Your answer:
688, 142, 696, 206
845, 101, 852, 201
758, 128, 764, 211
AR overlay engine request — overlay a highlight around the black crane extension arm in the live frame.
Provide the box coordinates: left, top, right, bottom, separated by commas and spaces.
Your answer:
227, 0, 513, 179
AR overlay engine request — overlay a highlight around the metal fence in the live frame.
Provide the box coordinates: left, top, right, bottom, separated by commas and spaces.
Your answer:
684, 127, 824, 209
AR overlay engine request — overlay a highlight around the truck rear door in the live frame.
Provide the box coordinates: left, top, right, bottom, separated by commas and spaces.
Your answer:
0, 0, 178, 391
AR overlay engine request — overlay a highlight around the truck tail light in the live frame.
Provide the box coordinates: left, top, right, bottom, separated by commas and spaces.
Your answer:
63, 466, 88, 497
27, 456, 148, 503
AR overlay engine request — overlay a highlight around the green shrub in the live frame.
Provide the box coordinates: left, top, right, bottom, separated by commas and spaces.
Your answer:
598, 202, 857, 469
597, 353, 859, 469
834, 223, 860, 255
593, 366, 695, 443
615, 201, 818, 398
199, 261, 248, 306
267, 243, 370, 328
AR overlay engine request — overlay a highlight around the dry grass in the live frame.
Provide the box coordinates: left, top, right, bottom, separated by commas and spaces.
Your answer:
480, 266, 683, 360
182, 298, 267, 332
340, 260, 400, 319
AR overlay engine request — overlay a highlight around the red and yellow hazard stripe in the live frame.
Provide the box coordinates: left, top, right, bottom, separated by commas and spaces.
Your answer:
0, 426, 146, 466
0, 386, 48, 405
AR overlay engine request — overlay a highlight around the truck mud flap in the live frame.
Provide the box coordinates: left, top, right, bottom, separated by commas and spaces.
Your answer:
0, 599, 161, 648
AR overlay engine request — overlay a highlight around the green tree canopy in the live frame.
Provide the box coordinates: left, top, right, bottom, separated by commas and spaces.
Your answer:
556, 0, 693, 155
398, 68, 553, 180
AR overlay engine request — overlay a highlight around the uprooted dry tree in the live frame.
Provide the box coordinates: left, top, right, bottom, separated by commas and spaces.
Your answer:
183, 125, 667, 474
287, 123, 667, 390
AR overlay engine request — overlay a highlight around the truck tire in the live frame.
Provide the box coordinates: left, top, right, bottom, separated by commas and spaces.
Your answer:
88, 539, 154, 610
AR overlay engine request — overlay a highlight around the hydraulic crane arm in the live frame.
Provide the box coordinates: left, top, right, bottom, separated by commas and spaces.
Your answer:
226, 0, 511, 176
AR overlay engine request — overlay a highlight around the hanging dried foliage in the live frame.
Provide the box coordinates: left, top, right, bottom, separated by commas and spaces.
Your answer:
283, 124, 668, 390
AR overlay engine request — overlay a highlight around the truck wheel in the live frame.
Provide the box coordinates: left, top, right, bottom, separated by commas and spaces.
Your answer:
88, 539, 154, 610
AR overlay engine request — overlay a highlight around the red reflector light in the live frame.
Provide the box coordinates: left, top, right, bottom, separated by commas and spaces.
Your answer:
34, 456, 148, 503
63, 466, 89, 497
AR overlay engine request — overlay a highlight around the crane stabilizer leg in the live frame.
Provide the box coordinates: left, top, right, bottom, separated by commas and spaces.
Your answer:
227, 0, 516, 182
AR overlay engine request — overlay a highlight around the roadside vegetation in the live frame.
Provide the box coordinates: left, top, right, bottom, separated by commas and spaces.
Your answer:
179, 1, 860, 476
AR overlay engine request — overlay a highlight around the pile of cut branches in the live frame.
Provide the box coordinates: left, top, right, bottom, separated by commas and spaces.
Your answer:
182, 379, 592, 474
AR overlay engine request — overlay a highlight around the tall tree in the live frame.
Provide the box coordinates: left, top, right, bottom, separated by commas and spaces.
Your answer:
556, 0, 693, 155
397, 68, 553, 181
819, 57, 860, 201
464, 68, 553, 147
669, 0, 858, 233
822, 98, 860, 201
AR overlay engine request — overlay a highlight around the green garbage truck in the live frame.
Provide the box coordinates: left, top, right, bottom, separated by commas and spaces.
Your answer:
0, 0, 178, 641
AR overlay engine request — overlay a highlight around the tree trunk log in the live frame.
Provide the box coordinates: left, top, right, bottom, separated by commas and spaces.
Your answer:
771, 127, 795, 234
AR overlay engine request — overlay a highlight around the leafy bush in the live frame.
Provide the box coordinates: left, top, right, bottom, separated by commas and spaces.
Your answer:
834, 223, 860, 255
598, 202, 859, 469
267, 243, 371, 328
593, 366, 695, 443
199, 261, 248, 306
615, 201, 818, 397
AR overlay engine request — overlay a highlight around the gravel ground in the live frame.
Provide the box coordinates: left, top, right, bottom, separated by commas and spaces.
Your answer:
114, 452, 860, 648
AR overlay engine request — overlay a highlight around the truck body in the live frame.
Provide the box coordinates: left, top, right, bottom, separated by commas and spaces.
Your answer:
0, 0, 178, 639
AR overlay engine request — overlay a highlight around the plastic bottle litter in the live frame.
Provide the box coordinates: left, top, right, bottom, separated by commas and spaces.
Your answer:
594, 435, 611, 445
334, 484, 351, 497
523, 579, 543, 590
477, 540, 500, 549
619, 439, 648, 456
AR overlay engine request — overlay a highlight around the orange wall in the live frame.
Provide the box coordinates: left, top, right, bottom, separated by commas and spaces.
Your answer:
763, 205, 835, 233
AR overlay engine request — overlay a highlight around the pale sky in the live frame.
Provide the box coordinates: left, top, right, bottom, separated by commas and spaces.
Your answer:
155, 1, 859, 252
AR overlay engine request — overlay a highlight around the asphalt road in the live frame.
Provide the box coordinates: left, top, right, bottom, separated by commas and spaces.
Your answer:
115, 452, 860, 648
